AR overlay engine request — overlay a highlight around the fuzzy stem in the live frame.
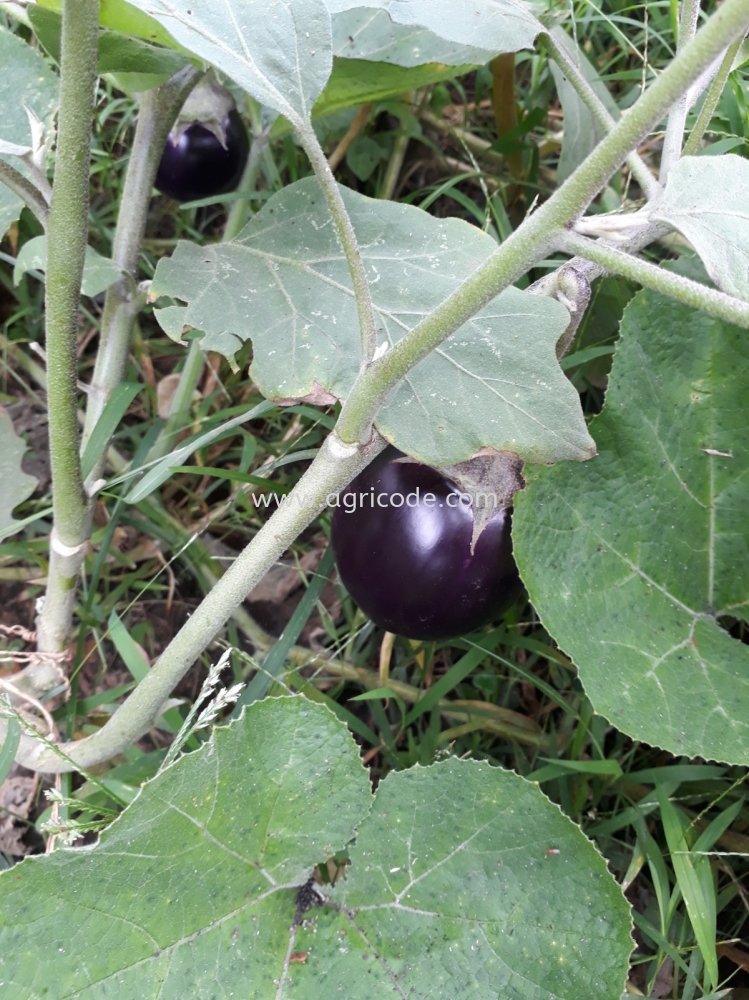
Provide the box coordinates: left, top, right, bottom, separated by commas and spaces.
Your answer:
682, 35, 746, 157
14, 433, 386, 772
0, 159, 50, 227
296, 121, 377, 362
81, 66, 201, 462
541, 31, 660, 201
36, 0, 100, 654
563, 232, 749, 328
335, 0, 749, 445
660, 0, 703, 178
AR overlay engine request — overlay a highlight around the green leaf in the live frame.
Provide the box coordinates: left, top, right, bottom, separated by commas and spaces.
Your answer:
295, 759, 632, 998
37, 0, 180, 49
0, 719, 21, 787
151, 177, 594, 467
331, 6, 497, 66
122, 0, 333, 128
548, 26, 621, 182
653, 155, 749, 301
0, 698, 632, 998
27, 4, 191, 78
14, 236, 122, 297
80, 382, 143, 480
325, 0, 543, 55
0, 26, 58, 238
0, 409, 38, 538
310, 55, 475, 120
513, 288, 749, 765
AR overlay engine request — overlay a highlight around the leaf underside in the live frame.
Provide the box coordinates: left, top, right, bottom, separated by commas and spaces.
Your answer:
0, 697, 632, 999
653, 155, 749, 303
513, 288, 749, 765
151, 177, 594, 467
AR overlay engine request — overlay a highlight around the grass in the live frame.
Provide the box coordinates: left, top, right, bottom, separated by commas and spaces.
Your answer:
1, 1, 748, 995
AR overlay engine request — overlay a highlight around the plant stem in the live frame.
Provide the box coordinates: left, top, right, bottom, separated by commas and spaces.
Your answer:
14, 433, 386, 772
541, 30, 660, 201
660, 0, 702, 178
682, 34, 745, 157
562, 232, 749, 328
36, 0, 100, 654
81, 66, 201, 464
297, 122, 377, 363
0, 159, 50, 227
223, 105, 272, 242
335, 0, 749, 446
328, 102, 372, 172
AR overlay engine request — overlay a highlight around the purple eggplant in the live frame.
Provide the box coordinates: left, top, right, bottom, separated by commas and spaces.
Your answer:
331, 450, 520, 641
155, 108, 249, 204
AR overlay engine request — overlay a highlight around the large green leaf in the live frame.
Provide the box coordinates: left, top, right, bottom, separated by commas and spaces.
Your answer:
331, 7, 497, 66
0, 697, 632, 998
37, 0, 181, 49
325, 0, 543, 54
151, 178, 594, 467
0, 409, 38, 537
122, 0, 333, 129
513, 288, 749, 765
0, 26, 58, 239
652, 155, 749, 302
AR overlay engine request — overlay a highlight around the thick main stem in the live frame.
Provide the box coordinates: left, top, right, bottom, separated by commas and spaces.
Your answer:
36, 0, 100, 654
13, 434, 386, 771
562, 232, 749, 328
335, 0, 749, 445
81, 66, 201, 460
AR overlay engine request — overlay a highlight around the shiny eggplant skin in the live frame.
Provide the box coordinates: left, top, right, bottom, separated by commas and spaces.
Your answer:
331, 451, 520, 641
154, 110, 249, 203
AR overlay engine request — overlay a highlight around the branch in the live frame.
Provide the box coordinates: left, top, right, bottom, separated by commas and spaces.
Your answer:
682, 34, 746, 157
660, 0, 703, 178
36, 0, 101, 654
81, 65, 202, 465
296, 121, 377, 363
335, 0, 749, 446
541, 30, 661, 201
0, 158, 49, 227
562, 232, 749, 329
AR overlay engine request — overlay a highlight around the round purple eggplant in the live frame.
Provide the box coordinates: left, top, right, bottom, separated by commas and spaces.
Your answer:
155, 109, 249, 204
331, 450, 520, 641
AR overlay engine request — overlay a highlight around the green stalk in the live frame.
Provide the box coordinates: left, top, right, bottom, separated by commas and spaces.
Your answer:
562, 232, 749, 328
81, 65, 201, 465
36, 0, 100, 654
0, 159, 50, 227
296, 121, 377, 363
335, 0, 749, 446
682, 34, 746, 157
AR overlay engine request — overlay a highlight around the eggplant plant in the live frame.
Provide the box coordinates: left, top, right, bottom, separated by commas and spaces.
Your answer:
1, 0, 748, 996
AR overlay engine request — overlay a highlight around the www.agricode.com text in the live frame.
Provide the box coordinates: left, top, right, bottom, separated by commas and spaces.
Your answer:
251, 489, 500, 511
